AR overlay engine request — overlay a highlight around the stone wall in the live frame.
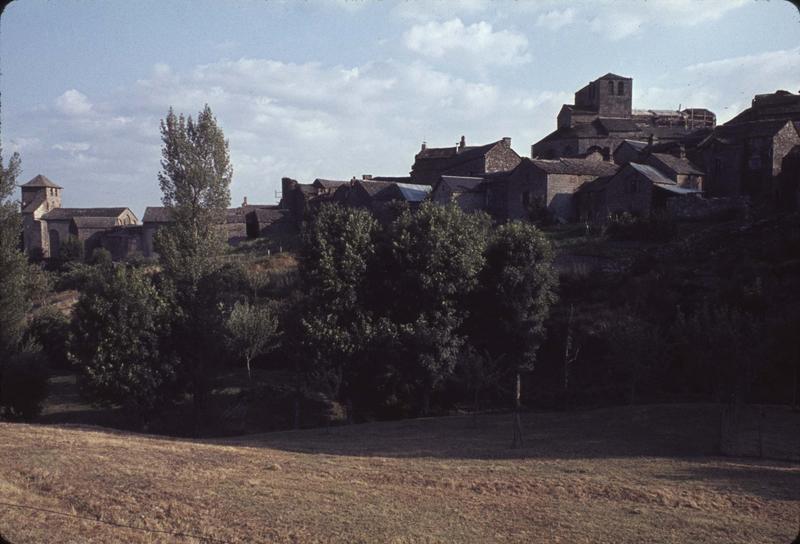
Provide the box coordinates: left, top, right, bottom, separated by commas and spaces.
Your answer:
604, 168, 654, 218
484, 140, 522, 173
666, 195, 749, 221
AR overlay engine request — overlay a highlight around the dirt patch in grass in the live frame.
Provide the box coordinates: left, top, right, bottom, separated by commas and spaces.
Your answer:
0, 404, 797, 543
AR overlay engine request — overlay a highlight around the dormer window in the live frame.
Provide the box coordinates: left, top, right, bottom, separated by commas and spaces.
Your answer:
618, 81, 624, 95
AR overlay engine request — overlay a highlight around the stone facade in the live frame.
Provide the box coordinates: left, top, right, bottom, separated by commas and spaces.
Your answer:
532, 73, 716, 161
410, 136, 521, 185
698, 90, 800, 202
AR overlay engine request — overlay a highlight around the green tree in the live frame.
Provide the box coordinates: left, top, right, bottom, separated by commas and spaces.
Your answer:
155, 105, 232, 283
0, 148, 26, 360
59, 235, 85, 263
298, 204, 378, 420
70, 265, 177, 426
380, 202, 490, 415
226, 300, 279, 381
154, 104, 233, 435
474, 221, 558, 447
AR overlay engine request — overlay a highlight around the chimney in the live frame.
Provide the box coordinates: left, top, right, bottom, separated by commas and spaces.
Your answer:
647, 134, 654, 147
420, 141, 427, 152
678, 144, 686, 159
242, 196, 248, 207
502, 137, 511, 147
458, 135, 466, 152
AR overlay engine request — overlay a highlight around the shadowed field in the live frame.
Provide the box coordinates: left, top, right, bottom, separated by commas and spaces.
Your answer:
0, 404, 797, 543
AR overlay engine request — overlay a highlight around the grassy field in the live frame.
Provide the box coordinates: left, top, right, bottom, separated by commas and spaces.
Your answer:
0, 404, 797, 543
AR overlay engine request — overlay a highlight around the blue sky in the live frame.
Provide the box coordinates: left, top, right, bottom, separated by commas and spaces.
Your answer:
2, 0, 799, 217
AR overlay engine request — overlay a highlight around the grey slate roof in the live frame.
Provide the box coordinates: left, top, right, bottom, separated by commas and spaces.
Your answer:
648, 153, 705, 175
313, 179, 350, 189
628, 162, 675, 185
142, 207, 173, 223
440, 176, 486, 193
42, 207, 130, 221
21, 174, 62, 189
395, 183, 432, 202
71, 216, 121, 229
529, 158, 619, 176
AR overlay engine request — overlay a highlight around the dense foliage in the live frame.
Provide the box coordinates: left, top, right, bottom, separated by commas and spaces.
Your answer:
71, 264, 178, 424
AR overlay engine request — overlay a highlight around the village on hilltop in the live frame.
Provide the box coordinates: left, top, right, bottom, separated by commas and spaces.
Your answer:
19, 73, 800, 261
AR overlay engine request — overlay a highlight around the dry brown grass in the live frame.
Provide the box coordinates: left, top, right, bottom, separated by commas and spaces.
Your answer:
0, 404, 797, 543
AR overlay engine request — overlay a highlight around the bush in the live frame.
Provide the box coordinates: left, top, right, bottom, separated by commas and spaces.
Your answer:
26, 309, 72, 370
606, 211, 676, 242
59, 235, 85, 264
1, 350, 49, 420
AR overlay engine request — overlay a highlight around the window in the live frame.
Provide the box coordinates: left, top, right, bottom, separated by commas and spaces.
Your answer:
618, 81, 624, 95
608, 81, 614, 94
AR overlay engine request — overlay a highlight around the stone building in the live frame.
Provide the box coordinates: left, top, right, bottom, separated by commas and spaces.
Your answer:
578, 162, 702, 223
532, 73, 716, 160
20, 174, 139, 259
410, 136, 521, 185
430, 156, 618, 223
698, 90, 800, 201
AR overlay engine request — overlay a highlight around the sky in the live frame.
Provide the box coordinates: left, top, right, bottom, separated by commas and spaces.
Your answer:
1, 0, 799, 218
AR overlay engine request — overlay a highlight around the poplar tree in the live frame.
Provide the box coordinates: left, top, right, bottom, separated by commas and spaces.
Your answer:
155, 105, 232, 435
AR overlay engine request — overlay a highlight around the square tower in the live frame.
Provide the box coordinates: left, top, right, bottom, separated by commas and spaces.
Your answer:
21, 174, 63, 218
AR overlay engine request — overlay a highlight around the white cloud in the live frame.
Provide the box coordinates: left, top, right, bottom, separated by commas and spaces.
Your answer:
590, 12, 644, 41
52, 142, 91, 154
392, 0, 490, 21
404, 18, 530, 65
55, 89, 93, 115
535, 8, 576, 31
633, 47, 800, 124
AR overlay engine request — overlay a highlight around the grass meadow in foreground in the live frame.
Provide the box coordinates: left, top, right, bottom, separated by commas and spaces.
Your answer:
0, 404, 797, 543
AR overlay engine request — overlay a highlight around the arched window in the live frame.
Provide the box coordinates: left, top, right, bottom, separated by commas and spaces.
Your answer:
608, 81, 614, 94
618, 81, 624, 95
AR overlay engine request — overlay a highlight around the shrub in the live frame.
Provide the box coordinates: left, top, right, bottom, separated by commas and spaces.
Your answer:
26, 308, 72, 370
1, 350, 49, 420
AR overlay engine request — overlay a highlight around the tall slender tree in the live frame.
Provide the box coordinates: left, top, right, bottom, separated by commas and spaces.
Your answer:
155, 105, 232, 435
0, 148, 26, 360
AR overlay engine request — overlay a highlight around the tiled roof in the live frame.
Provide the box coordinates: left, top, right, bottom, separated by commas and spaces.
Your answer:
597, 72, 629, 80
21, 174, 62, 189
142, 207, 173, 223
254, 208, 291, 225
529, 158, 619, 176
648, 153, 704, 175
42, 207, 129, 220
416, 140, 502, 163
628, 162, 676, 185
71, 216, 121, 229
440, 176, 486, 193
313, 179, 350, 189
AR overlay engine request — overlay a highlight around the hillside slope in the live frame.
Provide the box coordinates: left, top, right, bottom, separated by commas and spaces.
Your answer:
0, 404, 797, 543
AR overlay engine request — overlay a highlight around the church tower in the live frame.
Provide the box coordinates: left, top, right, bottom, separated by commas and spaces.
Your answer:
20, 174, 63, 257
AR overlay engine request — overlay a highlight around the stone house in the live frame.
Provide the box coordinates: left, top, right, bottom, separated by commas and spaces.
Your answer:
20, 174, 139, 259
579, 162, 702, 223
430, 176, 488, 213
532, 73, 715, 160
429, 156, 618, 223
700, 118, 800, 201
410, 136, 521, 185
